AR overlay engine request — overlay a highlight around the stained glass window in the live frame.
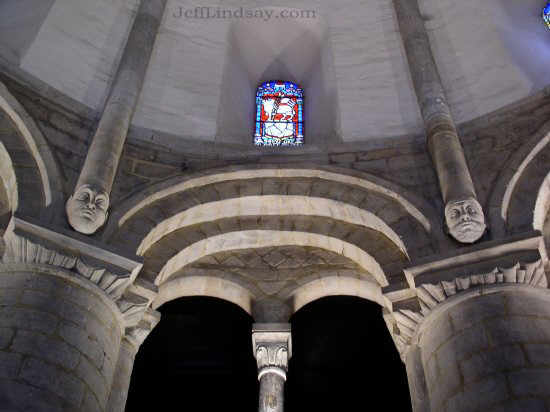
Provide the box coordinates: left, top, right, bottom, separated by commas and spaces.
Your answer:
254, 81, 304, 146
544, 2, 550, 29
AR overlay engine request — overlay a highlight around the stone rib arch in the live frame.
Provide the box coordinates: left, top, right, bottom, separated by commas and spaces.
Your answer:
104, 165, 441, 241
104, 166, 444, 264
153, 276, 254, 315
534, 173, 550, 232
0, 80, 64, 217
157, 230, 388, 287
288, 276, 389, 314
137, 195, 408, 259
488, 120, 550, 237
0, 142, 17, 213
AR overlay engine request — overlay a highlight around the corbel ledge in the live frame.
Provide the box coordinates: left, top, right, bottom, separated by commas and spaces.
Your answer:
1, 215, 157, 328
392, 259, 547, 358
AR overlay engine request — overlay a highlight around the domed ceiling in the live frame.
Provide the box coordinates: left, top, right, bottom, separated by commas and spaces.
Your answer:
0, 0, 548, 149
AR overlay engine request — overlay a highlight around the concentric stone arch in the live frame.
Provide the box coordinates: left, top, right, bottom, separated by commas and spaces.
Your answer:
0, 80, 64, 210
156, 230, 389, 287
137, 195, 408, 258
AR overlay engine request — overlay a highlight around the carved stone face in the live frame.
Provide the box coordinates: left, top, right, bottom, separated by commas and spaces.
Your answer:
66, 185, 109, 234
445, 198, 486, 243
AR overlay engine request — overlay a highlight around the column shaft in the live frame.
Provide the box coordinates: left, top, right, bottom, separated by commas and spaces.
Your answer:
258, 373, 285, 412
78, 0, 166, 193
405, 344, 431, 412
0, 266, 123, 411
67, 0, 167, 235
393, 0, 485, 243
105, 338, 138, 412
418, 287, 550, 412
393, 0, 475, 201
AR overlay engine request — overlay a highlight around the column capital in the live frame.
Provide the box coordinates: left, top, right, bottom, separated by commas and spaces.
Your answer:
252, 323, 292, 381
384, 234, 549, 359
2, 214, 157, 329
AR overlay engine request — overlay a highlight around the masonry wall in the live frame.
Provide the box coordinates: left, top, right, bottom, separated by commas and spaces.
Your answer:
2, 73, 549, 217
419, 286, 550, 412
0, 266, 122, 411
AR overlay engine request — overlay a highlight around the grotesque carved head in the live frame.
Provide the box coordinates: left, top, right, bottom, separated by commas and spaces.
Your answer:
66, 184, 109, 234
445, 198, 486, 243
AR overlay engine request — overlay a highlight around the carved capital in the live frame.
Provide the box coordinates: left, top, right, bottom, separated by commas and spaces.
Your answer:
252, 323, 292, 381
392, 260, 548, 358
1, 216, 152, 326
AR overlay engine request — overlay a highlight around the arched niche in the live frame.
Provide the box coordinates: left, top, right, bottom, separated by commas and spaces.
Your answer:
216, 7, 340, 147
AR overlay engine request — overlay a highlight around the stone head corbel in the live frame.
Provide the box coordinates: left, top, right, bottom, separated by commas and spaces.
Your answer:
66, 184, 109, 235
444, 198, 486, 244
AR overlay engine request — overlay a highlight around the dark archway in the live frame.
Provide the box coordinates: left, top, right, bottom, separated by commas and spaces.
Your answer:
126, 297, 258, 411
287, 296, 411, 411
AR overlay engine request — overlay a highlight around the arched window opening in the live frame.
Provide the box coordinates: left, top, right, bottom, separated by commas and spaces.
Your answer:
254, 81, 304, 146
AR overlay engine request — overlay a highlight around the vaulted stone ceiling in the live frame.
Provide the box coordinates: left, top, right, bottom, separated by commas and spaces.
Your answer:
0, 0, 548, 149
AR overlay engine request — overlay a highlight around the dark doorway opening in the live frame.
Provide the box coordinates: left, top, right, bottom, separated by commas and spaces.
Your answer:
286, 296, 411, 411
126, 295, 411, 411
126, 297, 258, 411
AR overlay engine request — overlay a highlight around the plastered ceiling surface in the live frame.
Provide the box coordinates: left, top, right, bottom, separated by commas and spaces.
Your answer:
0, 0, 548, 145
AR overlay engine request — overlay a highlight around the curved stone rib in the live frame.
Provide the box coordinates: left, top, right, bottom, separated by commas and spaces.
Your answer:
137, 195, 408, 259
156, 230, 388, 287
0, 80, 64, 209
114, 168, 433, 235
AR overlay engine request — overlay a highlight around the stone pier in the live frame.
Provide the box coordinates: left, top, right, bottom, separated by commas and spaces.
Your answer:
0, 215, 153, 411
390, 236, 550, 412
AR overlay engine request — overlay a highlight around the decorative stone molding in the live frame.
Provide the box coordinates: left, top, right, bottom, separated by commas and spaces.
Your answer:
4, 230, 129, 299
125, 308, 161, 349
392, 260, 548, 357
1, 216, 151, 321
252, 323, 292, 381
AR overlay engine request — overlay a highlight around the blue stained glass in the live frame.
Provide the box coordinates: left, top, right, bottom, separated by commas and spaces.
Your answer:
544, 2, 550, 29
254, 81, 304, 147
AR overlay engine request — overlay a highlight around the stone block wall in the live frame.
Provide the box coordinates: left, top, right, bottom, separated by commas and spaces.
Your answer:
0, 267, 122, 411
2, 72, 547, 219
419, 287, 550, 412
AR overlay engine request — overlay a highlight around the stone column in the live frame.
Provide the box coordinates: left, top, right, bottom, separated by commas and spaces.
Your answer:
66, 0, 167, 235
0, 215, 148, 411
391, 238, 550, 412
106, 310, 160, 412
405, 344, 430, 412
252, 323, 292, 412
393, 0, 486, 243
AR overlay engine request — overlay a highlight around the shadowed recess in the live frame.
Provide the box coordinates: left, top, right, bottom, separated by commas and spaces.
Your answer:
287, 296, 411, 411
